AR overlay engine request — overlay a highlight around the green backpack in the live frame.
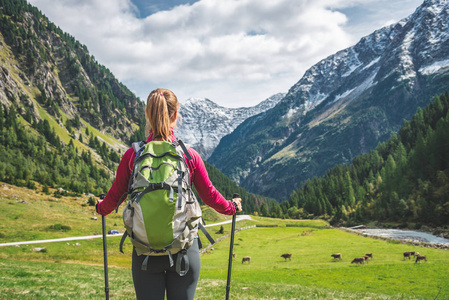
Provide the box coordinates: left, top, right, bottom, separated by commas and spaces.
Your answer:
118, 139, 214, 275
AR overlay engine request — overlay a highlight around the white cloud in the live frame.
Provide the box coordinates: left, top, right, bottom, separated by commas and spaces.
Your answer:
28, 0, 421, 107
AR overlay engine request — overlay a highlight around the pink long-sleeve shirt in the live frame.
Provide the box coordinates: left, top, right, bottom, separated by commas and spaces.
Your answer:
97, 131, 236, 216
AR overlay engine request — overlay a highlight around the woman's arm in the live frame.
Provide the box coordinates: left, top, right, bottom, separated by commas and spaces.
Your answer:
188, 148, 236, 215
96, 147, 135, 215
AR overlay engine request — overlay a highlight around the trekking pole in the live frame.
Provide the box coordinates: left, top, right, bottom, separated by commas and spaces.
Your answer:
102, 215, 109, 300
226, 193, 239, 300
99, 195, 109, 300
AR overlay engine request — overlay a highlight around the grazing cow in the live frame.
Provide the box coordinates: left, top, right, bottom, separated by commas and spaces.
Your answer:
403, 251, 416, 260
242, 256, 251, 264
365, 253, 373, 260
281, 253, 292, 261
415, 254, 427, 263
331, 253, 342, 260
351, 257, 365, 264
232, 253, 237, 259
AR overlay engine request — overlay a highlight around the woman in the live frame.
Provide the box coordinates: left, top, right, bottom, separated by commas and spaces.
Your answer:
96, 88, 242, 300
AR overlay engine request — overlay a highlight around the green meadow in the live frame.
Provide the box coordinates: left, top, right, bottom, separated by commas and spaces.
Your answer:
1, 183, 449, 299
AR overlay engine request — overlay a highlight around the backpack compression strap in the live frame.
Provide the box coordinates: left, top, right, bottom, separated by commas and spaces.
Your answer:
176, 249, 190, 276
141, 249, 175, 271
199, 222, 215, 245
172, 139, 192, 210
119, 231, 129, 253
177, 169, 183, 210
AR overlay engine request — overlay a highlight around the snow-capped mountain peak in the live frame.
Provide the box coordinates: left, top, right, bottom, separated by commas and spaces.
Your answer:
176, 93, 285, 158
283, 0, 449, 124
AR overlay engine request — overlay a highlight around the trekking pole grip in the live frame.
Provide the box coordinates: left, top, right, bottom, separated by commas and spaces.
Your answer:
232, 193, 240, 214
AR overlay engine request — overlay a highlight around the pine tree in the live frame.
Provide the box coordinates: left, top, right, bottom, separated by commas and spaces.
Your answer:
261, 202, 269, 217
0, 105, 4, 129
344, 171, 356, 207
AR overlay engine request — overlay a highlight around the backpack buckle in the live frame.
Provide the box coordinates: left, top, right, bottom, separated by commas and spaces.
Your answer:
149, 182, 163, 190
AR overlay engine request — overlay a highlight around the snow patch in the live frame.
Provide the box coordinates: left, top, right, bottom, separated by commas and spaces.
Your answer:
398, 30, 417, 81
419, 59, 449, 75
330, 72, 377, 105
361, 57, 381, 71
307, 92, 328, 109
342, 64, 360, 77
332, 88, 356, 104
285, 107, 300, 119
426, 2, 445, 16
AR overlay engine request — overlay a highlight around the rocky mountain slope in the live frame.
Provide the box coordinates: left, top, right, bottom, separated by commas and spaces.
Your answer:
176, 93, 285, 158
0, 0, 145, 150
209, 0, 449, 200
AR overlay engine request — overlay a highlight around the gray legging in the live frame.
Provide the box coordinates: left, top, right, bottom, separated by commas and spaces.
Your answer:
132, 239, 201, 300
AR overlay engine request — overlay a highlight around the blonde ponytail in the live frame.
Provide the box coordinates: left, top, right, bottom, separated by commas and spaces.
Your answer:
145, 88, 179, 141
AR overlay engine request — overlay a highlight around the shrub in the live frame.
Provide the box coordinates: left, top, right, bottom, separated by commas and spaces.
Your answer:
216, 226, 224, 234
26, 180, 36, 190
42, 185, 49, 194
87, 197, 96, 206
48, 224, 71, 232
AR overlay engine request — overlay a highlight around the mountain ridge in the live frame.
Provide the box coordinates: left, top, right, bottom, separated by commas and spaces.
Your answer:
209, 0, 449, 200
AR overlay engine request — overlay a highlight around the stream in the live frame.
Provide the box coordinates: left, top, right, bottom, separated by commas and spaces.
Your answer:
356, 228, 449, 245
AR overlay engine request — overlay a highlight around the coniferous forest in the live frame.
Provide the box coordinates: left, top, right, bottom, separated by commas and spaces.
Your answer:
0, 104, 113, 195
1, 0, 448, 226
281, 92, 449, 226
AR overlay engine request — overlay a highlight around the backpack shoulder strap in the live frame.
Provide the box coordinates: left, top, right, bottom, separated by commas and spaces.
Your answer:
172, 139, 192, 161
114, 141, 146, 213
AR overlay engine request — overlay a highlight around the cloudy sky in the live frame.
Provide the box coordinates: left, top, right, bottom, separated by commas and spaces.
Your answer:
28, 0, 423, 107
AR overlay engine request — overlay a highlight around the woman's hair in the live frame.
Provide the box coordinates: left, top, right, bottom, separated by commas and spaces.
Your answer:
145, 88, 179, 140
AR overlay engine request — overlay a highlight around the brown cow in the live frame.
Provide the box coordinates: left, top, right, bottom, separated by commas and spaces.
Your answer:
403, 251, 416, 260
365, 253, 373, 260
242, 256, 251, 264
232, 253, 237, 259
351, 257, 365, 264
281, 253, 292, 261
415, 254, 427, 263
331, 253, 342, 260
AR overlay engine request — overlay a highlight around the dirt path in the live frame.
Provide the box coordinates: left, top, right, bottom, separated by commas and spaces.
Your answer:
0, 215, 252, 247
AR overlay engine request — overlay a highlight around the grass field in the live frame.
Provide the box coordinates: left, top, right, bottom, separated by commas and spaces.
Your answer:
1, 182, 449, 299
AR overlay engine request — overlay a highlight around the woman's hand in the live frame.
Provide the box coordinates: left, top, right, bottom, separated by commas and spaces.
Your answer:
96, 200, 101, 214
96, 194, 106, 214
232, 197, 242, 212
